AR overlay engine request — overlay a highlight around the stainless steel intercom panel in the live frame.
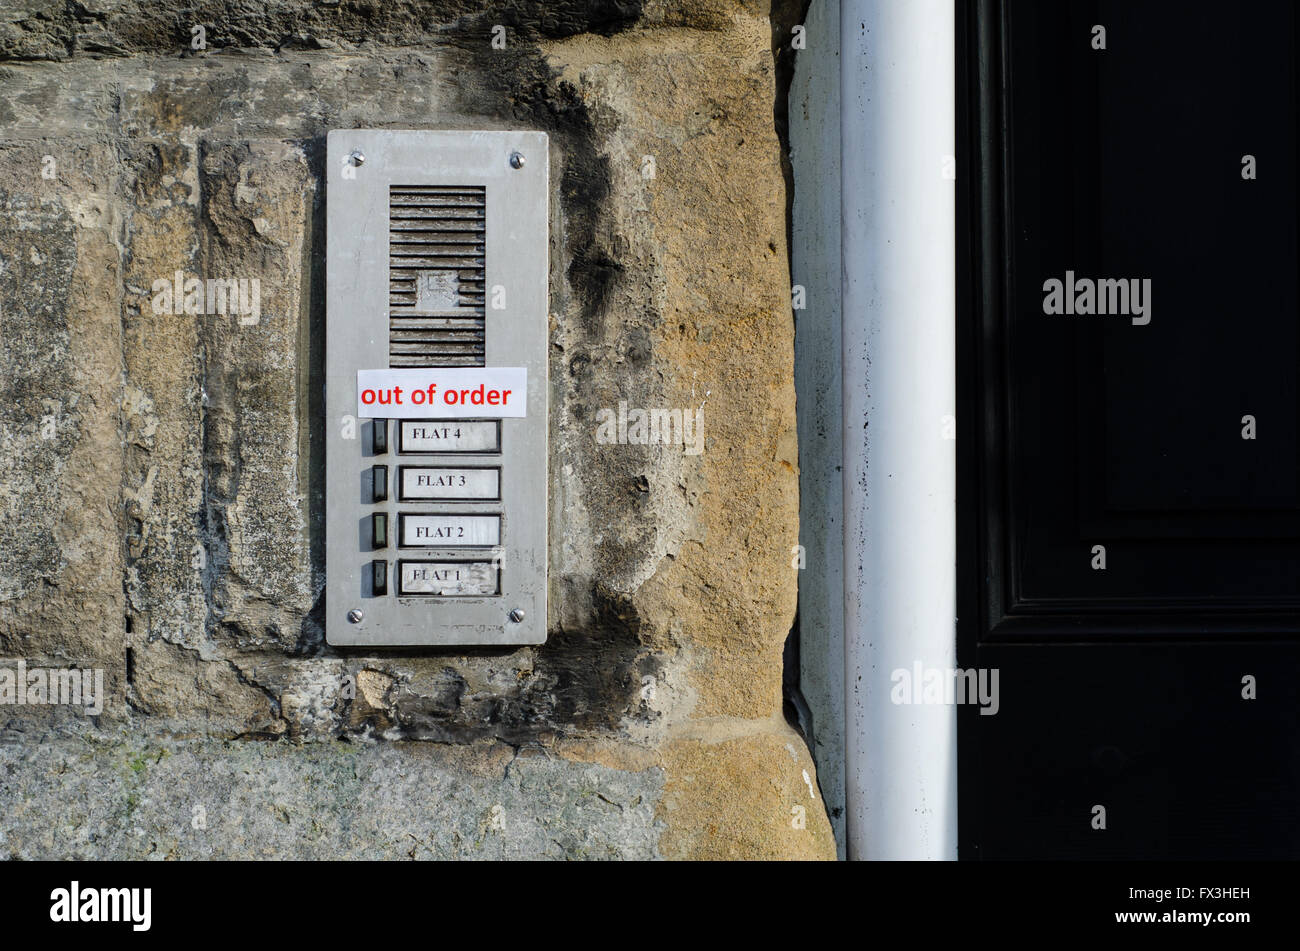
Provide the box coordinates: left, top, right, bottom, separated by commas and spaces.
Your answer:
325, 130, 548, 647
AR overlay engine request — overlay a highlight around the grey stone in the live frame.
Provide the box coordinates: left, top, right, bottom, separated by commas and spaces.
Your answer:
0, 734, 664, 860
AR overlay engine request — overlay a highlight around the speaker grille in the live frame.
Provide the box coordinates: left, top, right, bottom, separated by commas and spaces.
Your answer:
388, 185, 486, 367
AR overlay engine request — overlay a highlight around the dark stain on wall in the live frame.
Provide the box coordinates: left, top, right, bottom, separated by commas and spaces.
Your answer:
1, 2, 648, 61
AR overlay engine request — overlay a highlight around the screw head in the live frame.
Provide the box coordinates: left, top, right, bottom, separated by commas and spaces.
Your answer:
509, 151, 525, 170
347, 609, 364, 624
508, 608, 526, 623
349, 150, 365, 167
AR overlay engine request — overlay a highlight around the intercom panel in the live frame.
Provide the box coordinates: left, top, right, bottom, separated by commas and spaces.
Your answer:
325, 130, 548, 647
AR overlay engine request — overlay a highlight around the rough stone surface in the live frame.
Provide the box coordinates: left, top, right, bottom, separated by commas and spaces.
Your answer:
0, 736, 663, 860
659, 718, 834, 860
0, 0, 833, 859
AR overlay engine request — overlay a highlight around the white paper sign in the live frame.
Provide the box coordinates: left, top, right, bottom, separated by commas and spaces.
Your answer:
357, 368, 527, 419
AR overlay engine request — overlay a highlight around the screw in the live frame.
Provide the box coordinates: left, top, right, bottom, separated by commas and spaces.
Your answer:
349, 150, 365, 167
509, 151, 525, 170
347, 609, 364, 623
508, 608, 526, 623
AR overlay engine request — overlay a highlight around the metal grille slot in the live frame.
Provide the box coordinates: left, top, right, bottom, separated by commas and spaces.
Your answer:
388, 185, 486, 367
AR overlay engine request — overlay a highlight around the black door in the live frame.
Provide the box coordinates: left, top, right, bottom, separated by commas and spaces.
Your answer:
958, 0, 1300, 858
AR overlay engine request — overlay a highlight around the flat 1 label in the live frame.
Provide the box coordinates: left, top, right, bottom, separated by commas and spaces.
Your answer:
398, 561, 498, 596
400, 514, 501, 547
399, 421, 500, 453
400, 467, 500, 500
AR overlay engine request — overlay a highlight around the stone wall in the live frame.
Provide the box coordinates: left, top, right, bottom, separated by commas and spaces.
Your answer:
0, 0, 834, 859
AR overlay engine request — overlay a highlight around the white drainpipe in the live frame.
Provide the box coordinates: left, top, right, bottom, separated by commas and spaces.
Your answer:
841, 0, 958, 860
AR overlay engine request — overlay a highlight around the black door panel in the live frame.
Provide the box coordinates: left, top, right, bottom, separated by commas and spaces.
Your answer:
958, 0, 1300, 858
